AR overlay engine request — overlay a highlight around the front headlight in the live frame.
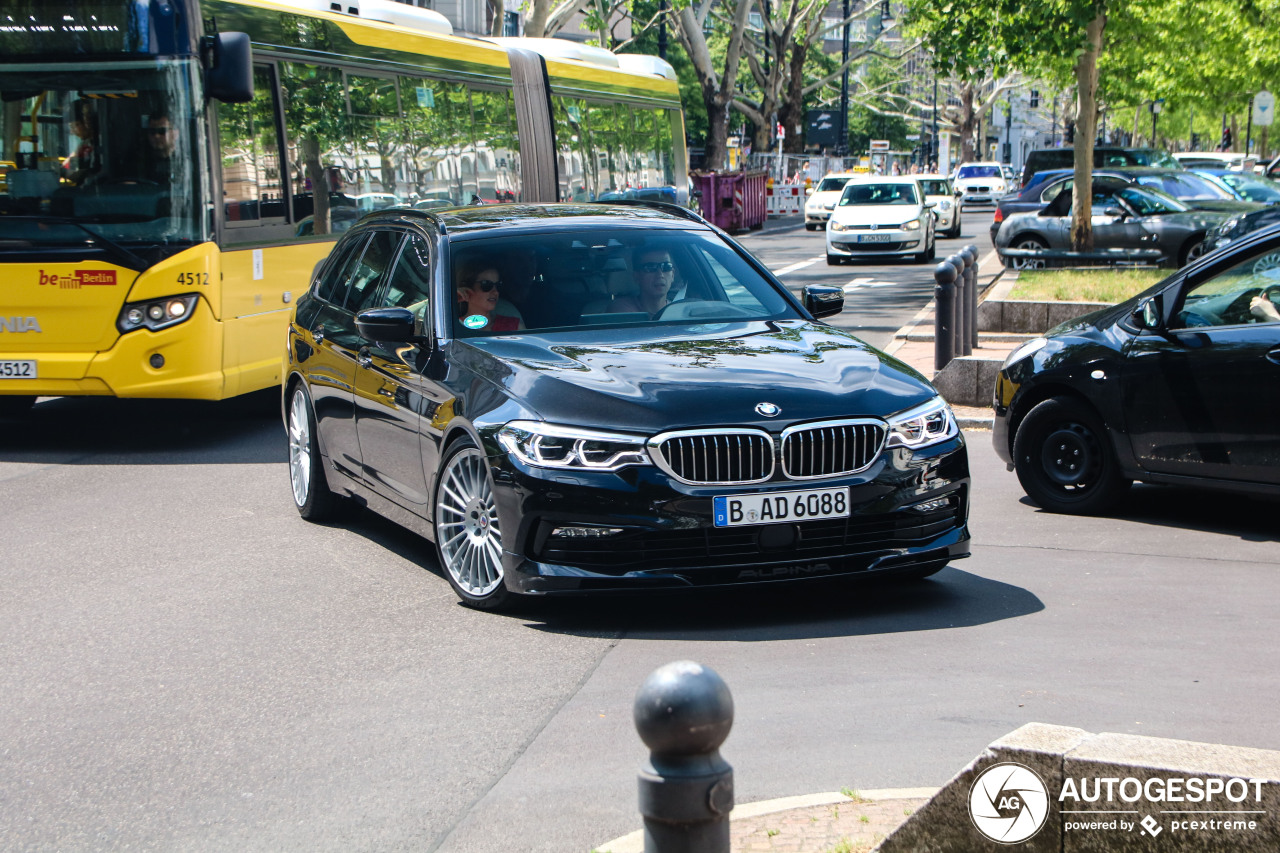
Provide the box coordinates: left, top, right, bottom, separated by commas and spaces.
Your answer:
497, 421, 650, 471
829, 220, 850, 232
117, 294, 200, 334
901, 218, 923, 231
939, 200, 953, 211
885, 396, 959, 449
1002, 337, 1048, 369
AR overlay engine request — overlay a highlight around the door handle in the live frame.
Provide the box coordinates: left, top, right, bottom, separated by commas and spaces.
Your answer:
311, 325, 325, 343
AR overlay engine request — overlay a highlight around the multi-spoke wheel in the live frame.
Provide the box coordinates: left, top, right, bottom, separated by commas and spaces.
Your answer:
287, 383, 347, 521
1013, 397, 1130, 515
1180, 238, 1208, 267
1006, 236, 1048, 270
1252, 251, 1280, 275
434, 439, 512, 610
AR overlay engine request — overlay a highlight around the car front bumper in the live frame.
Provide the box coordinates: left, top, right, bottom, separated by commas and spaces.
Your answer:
826, 234, 923, 257
488, 437, 971, 595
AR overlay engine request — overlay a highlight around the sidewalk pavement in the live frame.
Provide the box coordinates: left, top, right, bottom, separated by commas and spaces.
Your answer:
593, 248, 1010, 853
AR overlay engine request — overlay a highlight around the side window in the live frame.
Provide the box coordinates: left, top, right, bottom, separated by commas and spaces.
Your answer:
1041, 178, 1071, 204
1174, 249, 1280, 328
345, 229, 403, 314
383, 235, 433, 333
316, 234, 370, 304
218, 64, 286, 238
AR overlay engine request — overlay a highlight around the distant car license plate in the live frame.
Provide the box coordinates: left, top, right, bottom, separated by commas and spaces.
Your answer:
713, 487, 850, 527
856, 234, 892, 243
0, 360, 36, 379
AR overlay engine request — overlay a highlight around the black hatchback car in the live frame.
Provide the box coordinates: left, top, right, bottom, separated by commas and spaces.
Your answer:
284, 204, 970, 608
994, 223, 1280, 514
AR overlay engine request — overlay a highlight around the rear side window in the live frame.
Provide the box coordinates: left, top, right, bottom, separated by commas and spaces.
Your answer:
344, 230, 404, 314
382, 235, 434, 334
316, 234, 370, 305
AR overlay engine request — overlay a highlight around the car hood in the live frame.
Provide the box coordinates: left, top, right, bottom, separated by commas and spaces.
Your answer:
454, 320, 938, 433
807, 190, 843, 210
829, 205, 926, 226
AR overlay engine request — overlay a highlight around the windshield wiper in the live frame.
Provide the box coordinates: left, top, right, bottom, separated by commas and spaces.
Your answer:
2, 215, 148, 270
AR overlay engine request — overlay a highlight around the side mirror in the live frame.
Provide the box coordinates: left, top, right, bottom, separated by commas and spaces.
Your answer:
1135, 295, 1163, 331
1101, 206, 1126, 219
356, 307, 419, 344
924, 201, 938, 209
954, 189, 962, 198
802, 284, 844, 319
203, 32, 254, 103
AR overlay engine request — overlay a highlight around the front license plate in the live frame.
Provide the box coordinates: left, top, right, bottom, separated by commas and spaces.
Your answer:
856, 234, 892, 243
0, 360, 36, 379
713, 487, 850, 527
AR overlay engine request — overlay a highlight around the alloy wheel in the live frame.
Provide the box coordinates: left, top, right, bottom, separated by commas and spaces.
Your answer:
435, 447, 505, 597
288, 388, 311, 508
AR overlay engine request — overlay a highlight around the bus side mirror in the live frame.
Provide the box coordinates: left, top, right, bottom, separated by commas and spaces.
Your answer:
204, 32, 254, 103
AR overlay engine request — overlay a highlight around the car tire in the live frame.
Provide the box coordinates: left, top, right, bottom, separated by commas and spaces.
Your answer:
0, 395, 36, 418
287, 382, 350, 522
806, 223, 819, 231
1013, 397, 1130, 515
916, 234, 934, 263
433, 437, 514, 611
947, 218, 962, 239
826, 253, 842, 265
1007, 235, 1048, 270
1180, 237, 1207, 267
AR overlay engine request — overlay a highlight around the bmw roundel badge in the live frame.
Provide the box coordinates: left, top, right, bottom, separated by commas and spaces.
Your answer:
755, 402, 781, 417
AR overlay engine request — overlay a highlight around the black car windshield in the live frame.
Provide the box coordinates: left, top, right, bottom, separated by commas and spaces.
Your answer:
839, 183, 919, 205
1116, 186, 1190, 215
0, 59, 207, 246
1133, 172, 1231, 201
449, 227, 800, 336
816, 177, 851, 192
957, 165, 1000, 179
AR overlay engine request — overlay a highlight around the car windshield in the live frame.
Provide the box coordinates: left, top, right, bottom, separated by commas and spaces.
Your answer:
816, 177, 850, 193
839, 183, 918, 205
1215, 172, 1280, 203
0, 59, 207, 247
957, 165, 1000, 179
449, 227, 800, 336
1128, 149, 1181, 169
1115, 185, 1190, 215
1133, 172, 1231, 201
919, 180, 951, 196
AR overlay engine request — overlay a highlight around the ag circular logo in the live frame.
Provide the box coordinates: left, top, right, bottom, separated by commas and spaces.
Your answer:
968, 762, 1050, 844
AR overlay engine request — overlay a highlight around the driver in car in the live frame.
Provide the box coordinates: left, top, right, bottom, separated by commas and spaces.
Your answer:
611, 247, 676, 318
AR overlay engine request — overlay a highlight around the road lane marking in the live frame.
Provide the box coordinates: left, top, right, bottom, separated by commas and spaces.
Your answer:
843, 277, 898, 291
771, 257, 824, 275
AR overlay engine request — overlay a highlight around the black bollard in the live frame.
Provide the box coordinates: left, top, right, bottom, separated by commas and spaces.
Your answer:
933, 260, 957, 373
635, 661, 735, 853
965, 243, 980, 349
957, 247, 975, 356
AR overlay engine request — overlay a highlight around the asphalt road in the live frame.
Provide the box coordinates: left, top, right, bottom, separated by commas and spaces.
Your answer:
2, 213, 1277, 852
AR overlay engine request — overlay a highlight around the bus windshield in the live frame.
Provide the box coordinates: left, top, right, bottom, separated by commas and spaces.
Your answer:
0, 59, 206, 248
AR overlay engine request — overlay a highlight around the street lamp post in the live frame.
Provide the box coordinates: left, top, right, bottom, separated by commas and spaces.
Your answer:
931, 76, 938, 170
838, 0, 850, 157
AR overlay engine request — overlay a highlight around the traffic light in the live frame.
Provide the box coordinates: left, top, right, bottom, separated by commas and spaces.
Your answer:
1220, 128, 1233, 151
1065, 120, 1075, 144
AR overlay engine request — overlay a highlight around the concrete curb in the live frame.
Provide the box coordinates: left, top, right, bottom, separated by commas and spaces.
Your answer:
595, 788, 941, 853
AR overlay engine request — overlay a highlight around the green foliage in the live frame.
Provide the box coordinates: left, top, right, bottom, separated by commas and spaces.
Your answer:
625, 0, 707, 145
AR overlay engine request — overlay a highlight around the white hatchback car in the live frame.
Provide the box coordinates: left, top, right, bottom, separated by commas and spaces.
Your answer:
825, 177, 937, 264
804, 171, 859, 230
915, 174, 961, 239
952, 162, 1007, 206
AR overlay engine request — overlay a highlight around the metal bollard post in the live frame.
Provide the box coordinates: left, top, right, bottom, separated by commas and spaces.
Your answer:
635, 660, 735, 853
946, 254, 966, 358
957, 247, 974, 356
965, 244, 980, 349
933, 260, 957, 373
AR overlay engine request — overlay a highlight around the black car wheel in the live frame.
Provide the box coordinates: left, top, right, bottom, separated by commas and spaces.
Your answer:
1013, 397, 1130, 515
434, 438, 513, 610
826, 253, 842, 265
287, 382, 349, 521
806, 223, 819, 231
0, 395, 36, 417
1007, 236, 1048, 270
1180, 237, 1208, 267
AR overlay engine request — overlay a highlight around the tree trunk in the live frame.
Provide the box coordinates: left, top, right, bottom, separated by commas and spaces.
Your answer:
525, 0, 550, 37
780, 39, 807, 154
1070, 10, 1106, 253
302, 138, 331, 236
959, 85, 976, 162
490, 0, 505, 36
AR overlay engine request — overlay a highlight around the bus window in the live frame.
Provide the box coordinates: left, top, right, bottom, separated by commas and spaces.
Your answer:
471, 88, 519, 203
554, 97, 592, 201
217, 64, 285, 236
347, 74, 404, 210
280, 62, 354, 237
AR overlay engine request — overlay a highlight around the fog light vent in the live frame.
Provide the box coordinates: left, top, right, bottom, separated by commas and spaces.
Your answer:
550, 526, 625, 538
908, 497, 951, 513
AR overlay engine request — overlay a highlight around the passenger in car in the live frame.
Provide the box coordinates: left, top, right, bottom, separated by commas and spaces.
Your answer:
609, 247, 676, 318
456, 262, 524, 333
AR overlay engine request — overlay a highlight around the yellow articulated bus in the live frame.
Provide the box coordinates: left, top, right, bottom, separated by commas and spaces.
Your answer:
0, 0, 686, 415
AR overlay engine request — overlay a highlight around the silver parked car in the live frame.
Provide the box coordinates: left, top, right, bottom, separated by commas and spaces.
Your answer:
995, 177, 1236, 269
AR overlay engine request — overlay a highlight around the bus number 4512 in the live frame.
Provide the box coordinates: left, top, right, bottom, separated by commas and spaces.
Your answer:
176, 272, 209, 286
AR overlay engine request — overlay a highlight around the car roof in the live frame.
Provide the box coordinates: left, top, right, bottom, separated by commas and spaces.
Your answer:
353, 202, 709, 237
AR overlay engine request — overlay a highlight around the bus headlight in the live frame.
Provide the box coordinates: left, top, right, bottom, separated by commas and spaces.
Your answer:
118, 295, 200, 333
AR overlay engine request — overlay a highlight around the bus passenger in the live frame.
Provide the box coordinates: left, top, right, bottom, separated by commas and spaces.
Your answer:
64, 100, 100, 186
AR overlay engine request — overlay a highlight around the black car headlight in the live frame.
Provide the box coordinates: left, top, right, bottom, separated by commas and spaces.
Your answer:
1002, 336, 1048, 370
117, 294, 200, 334
885, 396, 958, 449
497, 421, 651, 471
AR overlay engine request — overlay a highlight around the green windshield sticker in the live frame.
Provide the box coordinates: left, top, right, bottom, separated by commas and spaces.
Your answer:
462, 314, 489, 330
